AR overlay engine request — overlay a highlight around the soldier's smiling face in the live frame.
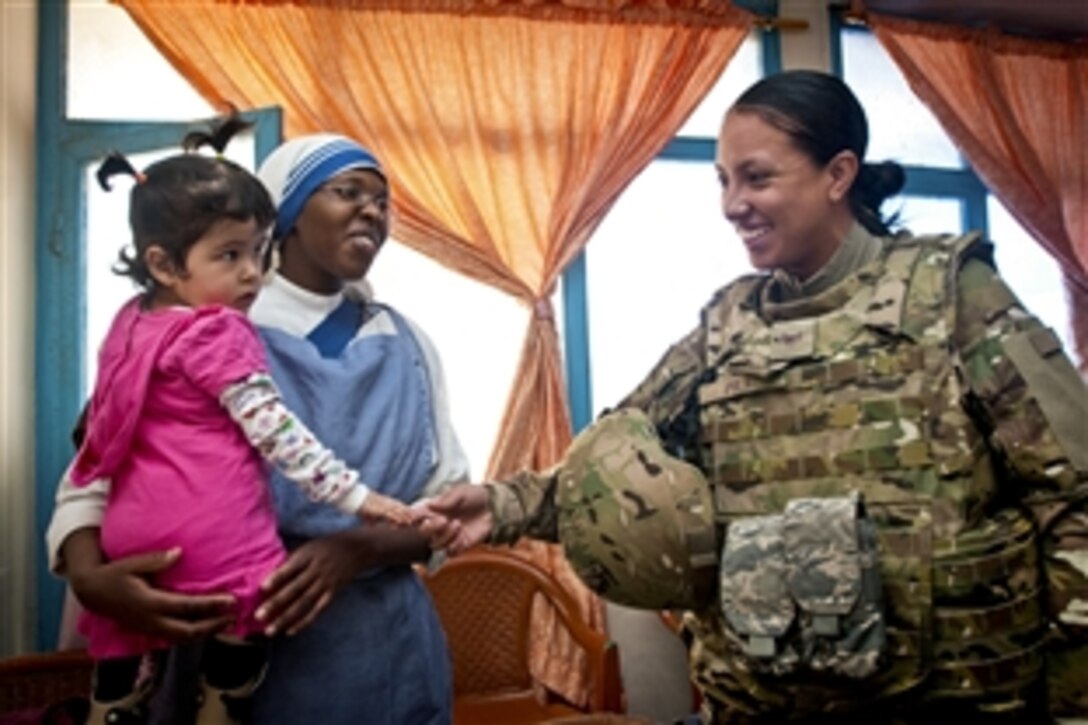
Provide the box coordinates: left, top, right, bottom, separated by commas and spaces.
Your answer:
716, 110, 857, 281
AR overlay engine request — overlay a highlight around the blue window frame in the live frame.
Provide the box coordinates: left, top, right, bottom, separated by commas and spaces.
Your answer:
828, 12, 1073, 355
561, 12, 782, 434
829, 12, 989, 234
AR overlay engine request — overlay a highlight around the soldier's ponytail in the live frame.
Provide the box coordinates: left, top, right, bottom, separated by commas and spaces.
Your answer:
851, 160, 906, 236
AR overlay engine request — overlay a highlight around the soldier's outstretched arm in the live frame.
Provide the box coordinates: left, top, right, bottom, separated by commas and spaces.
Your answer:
418, 471, 562, 551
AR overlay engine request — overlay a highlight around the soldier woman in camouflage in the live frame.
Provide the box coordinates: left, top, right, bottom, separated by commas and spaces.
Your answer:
420, 70, 1088, 723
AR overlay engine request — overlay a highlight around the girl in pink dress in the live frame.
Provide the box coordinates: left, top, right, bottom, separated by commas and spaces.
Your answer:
69, 117, 413, 725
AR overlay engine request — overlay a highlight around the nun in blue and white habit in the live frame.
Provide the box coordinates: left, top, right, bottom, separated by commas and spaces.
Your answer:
46, 133, 467, 723
248, 134, 467, 723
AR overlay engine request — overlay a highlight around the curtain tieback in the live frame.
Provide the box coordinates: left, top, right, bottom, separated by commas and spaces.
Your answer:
533, 297, 554, 320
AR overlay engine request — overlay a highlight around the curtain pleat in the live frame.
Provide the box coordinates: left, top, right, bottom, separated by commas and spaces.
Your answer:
115, 0, 751, 704
869, 14, 1088, 367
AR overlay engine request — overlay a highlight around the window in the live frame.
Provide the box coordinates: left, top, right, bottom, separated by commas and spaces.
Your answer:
836, 22, 1074, 351
580, 33, 765, 415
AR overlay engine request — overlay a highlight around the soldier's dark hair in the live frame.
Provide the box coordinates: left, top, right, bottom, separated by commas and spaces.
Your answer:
96, 111, 276, 292
731, 70, 905, 236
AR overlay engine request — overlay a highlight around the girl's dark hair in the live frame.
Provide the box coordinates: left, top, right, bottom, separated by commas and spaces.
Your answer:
96, 111, 276, 290
732, 70, 906, 235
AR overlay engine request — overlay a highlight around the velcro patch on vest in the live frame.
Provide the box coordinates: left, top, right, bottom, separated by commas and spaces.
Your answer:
769, 320, 816, 361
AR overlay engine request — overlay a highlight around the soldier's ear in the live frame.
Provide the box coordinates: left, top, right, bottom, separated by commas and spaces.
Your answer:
826, 150, 858, 203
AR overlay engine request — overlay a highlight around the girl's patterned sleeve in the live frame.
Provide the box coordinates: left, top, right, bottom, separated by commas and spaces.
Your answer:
173, 307, 371, 516
220, 373, 371, 515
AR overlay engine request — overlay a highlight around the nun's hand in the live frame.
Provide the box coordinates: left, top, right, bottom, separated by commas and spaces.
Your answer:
257, 532, 364, 637
65, 529, 236, 642
257, 524, 434, 636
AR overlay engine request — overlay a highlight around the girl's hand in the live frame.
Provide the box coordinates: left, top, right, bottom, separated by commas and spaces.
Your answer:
357, 490, 414, 526
409, 503, 463, 551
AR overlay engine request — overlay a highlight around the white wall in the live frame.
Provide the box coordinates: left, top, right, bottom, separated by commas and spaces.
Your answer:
1, 0, 39, 655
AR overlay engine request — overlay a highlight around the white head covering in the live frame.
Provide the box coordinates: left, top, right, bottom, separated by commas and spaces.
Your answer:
257, 133, 385, 240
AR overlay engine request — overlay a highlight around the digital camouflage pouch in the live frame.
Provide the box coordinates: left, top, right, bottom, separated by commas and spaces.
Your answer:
720, 492, 886, 679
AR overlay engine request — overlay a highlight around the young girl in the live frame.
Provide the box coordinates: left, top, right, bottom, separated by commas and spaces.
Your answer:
70, 117, 414, 725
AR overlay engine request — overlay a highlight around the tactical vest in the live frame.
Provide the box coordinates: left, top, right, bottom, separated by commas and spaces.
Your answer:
696, 233, 1046, 709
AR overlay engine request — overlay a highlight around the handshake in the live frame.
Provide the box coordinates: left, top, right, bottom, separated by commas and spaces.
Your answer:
357, 485, 493, 555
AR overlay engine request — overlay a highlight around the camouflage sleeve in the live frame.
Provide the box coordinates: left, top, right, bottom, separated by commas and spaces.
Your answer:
952, 254, 1088, 715
617, 296, 728, 464
616, 323, 706, 426
485, 468, 561, 545
952, 255, 1087, 492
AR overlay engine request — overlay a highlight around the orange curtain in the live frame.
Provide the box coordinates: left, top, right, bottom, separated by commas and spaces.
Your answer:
115, 0, 752, 703
868, 14, 1088, 369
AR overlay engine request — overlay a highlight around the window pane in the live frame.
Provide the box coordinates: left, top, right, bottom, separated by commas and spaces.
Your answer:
676, 33, 762, 138
586, 161, 754, 411
841, 29, 963, 169
896, 196, 963, 236
988, 197, 1075, 354
368, 242, 523, 479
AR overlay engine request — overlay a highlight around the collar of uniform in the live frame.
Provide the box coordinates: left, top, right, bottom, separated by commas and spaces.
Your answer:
761, 224, 887, 322
770, 222, 882, 302
250, 273, 376, 337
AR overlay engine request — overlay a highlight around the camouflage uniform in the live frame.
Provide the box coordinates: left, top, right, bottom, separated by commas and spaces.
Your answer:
487, 225, 1088, 721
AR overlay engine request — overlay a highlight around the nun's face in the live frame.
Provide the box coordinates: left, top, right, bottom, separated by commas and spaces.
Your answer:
279, 168, 390, 294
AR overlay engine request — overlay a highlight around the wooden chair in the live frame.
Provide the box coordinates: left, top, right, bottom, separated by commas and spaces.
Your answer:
422, 548, 625, 724
0, 649, 92, 715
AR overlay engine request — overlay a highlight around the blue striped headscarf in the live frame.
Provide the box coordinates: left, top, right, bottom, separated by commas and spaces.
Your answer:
257, 134, 385, 241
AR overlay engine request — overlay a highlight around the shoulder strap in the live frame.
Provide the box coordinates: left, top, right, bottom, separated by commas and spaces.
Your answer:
307, 296, 365, 358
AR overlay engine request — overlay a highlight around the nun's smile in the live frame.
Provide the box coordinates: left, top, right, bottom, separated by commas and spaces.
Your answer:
280, 168, 390, 294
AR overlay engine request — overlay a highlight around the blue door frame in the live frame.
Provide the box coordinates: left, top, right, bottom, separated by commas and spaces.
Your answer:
33, 1, 282, 649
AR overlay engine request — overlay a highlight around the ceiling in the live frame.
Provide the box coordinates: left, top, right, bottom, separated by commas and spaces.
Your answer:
864, 0, 1088, 41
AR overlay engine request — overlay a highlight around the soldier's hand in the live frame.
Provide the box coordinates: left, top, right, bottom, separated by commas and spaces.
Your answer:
415, 484, 492, 555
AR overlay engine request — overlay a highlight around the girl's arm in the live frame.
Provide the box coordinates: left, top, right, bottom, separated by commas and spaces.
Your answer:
220, 373, 412, 524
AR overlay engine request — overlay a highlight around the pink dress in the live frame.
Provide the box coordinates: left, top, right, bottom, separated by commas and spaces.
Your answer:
71, 298, 286, 659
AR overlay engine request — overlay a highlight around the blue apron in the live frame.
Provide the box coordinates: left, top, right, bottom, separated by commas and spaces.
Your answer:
248, 302, 451, 724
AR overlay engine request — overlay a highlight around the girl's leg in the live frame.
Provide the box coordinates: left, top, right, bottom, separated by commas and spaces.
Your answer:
195, 635, 270, 725
88, 655, 153, 725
